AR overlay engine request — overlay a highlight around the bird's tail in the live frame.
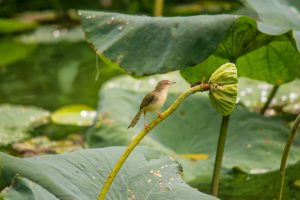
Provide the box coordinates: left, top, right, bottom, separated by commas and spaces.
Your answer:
128, 110, 142, 129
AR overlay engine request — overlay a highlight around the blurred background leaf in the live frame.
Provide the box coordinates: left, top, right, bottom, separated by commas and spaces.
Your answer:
237, 77, 300, 114
0, 18, 36, 33
0, 39, 37, 67
1, 0, 300, 199
0, 104, 49, 146
0, 41, 123, 109
51, 104, 97, 126
87, 74, 300, 200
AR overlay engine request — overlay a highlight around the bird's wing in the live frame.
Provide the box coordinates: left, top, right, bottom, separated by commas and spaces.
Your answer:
139, 92, 156, 110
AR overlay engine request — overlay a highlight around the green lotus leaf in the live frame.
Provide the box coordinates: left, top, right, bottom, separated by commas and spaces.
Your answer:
80, 11, 300, 84
80, 10, 235, 75
243, 0, 300, 51
0, 147, 217, 200
208, 63, 238, 116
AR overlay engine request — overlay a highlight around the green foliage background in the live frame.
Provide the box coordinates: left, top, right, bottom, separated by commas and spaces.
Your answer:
0, 0, 300, 200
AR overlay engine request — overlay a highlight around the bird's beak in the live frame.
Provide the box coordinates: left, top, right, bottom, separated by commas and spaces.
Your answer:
170, 81, 176, 85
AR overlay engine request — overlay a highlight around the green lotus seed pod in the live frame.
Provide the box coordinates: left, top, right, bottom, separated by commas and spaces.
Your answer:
208, 63, 238, 116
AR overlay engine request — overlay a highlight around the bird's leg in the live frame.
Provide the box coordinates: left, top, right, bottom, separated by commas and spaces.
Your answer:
143, 112, 150, 130
156, 111, 164, 119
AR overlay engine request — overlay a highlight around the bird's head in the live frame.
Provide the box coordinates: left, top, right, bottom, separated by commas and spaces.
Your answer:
155, 80, 176, 91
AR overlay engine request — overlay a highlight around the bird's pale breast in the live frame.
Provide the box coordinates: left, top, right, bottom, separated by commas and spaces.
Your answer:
142, 90, 168, 112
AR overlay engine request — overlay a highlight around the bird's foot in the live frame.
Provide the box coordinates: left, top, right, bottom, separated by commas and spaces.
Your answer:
144, 124, 151, 131
156, 112, 164, 119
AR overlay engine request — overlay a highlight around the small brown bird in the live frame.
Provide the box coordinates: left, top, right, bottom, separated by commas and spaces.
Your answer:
128, 80, 176, 129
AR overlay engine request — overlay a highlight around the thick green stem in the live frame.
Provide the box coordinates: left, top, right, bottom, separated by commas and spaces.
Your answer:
277, 114, 300, 200
153, 0, 164, 16
98, 84, 209, 200
260, 85, 279, 115
211, 115, 230, 196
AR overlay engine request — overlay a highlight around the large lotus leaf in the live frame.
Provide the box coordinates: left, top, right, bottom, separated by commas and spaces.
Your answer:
80, 11, 300, 84
0, 147, 217, 200
0, 104, 50, 146
80, 10, 235, 75
88, 74, 300, 184
237, 77, 300, 112
182, 41, 300, 85
0, 41, 123, 110
191, 161, 300, 200
181, 16, 300, 85
1, 177, 58, 200
243, 0, 300, 51
180, 55, 227, 83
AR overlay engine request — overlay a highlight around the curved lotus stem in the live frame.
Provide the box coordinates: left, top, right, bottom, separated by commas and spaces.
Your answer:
98, 83, 210, 200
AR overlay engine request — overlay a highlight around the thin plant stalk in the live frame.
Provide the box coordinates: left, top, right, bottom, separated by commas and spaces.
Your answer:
98, 83, 210, 200
154, 0, 164, 16
211, 115, 230, 196
277, 113, 300, 200
260, 85, 279, 115
210, 58, 236, 196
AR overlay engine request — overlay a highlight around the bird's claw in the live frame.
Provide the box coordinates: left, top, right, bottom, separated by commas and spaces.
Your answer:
156, 112, 164, 119
144, 124, 151, 131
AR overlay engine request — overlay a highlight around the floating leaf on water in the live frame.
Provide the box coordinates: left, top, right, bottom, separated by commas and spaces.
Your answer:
51, 104, 97, 126
179, 153, 209, 161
